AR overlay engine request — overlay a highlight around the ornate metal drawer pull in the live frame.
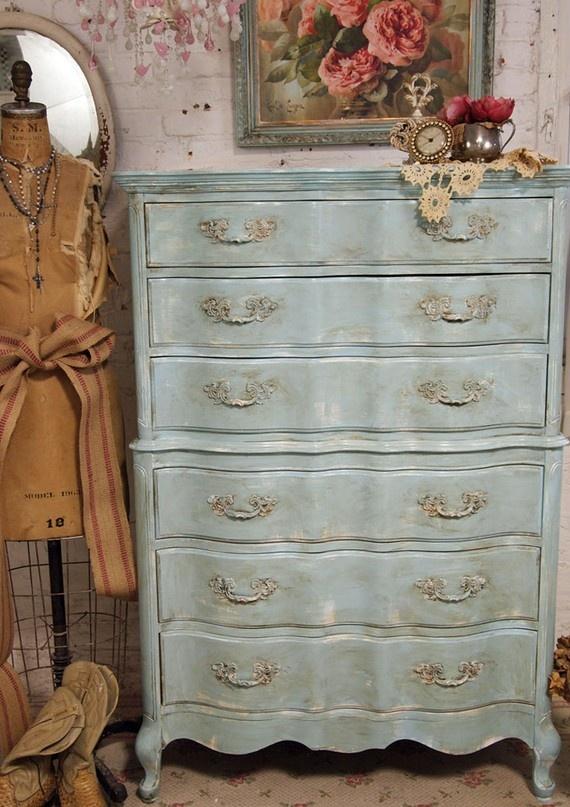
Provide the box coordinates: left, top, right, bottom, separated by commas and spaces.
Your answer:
199, 218, 277, 244
415, 661, 483, 688
419, 491, 487, 519
208, 494, 277, 520
418, 378, 493, 406
420, 295, 496, 323
210, 576, 278, 604
415, 575, 487, 603
204, 380, 276, 407
211, 661, 280, 688
201, 296, 278, 325
422, 214, 498, 242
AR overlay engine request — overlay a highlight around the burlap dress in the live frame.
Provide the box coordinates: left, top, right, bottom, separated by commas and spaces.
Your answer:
0, 154, 128, 543
0, 156, 136, 598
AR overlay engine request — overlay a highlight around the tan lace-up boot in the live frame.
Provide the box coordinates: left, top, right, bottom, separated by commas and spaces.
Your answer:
0, 686, 84, 806
57, 662, 119, 807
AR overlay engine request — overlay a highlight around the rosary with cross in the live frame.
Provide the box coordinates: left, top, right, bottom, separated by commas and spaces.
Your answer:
0, 146, 59, 291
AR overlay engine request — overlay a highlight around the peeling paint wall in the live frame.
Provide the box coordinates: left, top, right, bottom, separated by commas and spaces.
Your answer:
7, 0, 570, 651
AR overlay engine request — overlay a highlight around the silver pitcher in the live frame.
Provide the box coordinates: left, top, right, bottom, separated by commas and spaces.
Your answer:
451, 120, 516, 162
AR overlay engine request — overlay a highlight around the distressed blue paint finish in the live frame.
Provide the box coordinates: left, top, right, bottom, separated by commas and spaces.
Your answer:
157, 545, 540, 627
149, 274, 550, 349
144, 197, 553, 267
152, 354, 547, 434
155, 463, 544, 543
161, 629, 537, 711
115, 167, 570, 803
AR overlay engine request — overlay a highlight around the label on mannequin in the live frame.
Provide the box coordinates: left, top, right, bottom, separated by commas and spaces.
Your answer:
1, 117, 51, 164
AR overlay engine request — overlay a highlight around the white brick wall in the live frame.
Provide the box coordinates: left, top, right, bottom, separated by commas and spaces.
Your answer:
9, 0, 570, 635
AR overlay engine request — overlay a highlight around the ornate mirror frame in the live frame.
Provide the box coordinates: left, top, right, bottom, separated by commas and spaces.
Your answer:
0, 11, 115, 200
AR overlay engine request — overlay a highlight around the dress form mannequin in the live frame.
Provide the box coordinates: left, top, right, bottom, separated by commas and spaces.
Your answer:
0, 60, 136, 598
0, 61, 134, 806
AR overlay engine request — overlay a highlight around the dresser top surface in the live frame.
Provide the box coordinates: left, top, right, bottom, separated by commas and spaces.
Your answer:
114, 165, 570, 194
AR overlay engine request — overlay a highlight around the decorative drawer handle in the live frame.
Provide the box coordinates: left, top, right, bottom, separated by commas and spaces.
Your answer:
203, 380, 276, 407
210, 576, 278, 604
415, 661, 483, 688
212, 660, 280, 688
418, 378, 493, 406
415, 575, 487, 603
419, 491, 487, 519
420, 295, 496, 323
201, 296, 278, 325
421, 214, 498, 242
199, 218, 277, 244
208, 494, 277, 520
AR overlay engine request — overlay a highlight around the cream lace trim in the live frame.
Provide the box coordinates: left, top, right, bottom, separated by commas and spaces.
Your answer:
401, 149, 557, 223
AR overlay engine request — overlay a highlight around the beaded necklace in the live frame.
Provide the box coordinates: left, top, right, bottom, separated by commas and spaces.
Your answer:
0, 147, 60, 291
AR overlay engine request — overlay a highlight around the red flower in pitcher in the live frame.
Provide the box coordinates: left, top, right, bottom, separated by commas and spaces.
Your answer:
470, 95, 515, 124
438, 94, 473, 126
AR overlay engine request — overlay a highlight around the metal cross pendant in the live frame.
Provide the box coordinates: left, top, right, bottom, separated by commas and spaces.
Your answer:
33, 268, 44, 290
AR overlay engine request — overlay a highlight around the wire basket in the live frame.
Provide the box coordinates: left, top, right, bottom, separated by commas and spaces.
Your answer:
6, 536, 130, 707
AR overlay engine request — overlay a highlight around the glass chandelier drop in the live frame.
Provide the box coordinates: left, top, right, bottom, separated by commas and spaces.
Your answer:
76, 0, 246, 78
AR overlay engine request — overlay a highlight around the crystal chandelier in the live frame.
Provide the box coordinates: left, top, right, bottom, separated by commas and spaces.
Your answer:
77, 0, 246, 78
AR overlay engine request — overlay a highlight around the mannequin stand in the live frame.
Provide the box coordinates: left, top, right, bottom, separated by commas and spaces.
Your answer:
47, 541, 72, 687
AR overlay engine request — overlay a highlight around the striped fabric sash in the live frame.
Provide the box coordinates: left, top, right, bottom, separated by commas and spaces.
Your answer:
0, 315, 137, 616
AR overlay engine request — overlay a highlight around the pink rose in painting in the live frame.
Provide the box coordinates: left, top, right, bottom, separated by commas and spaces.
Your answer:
438, 93, 472, 125
258, 0, 291, 22
428, 28, 465, 74
318, 46, 384, 98
297, 0, 326, 36
470, 95, 515, 124
363, 0, 428, 66
411, 0, 443, 22
328, 0, 368, 28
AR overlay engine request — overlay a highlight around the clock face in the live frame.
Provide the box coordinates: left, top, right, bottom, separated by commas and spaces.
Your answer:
416, 124, 447, 155
410, 120, 453, 163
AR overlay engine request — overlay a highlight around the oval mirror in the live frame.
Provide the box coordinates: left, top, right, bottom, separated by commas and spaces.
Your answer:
0, 12, 115, 200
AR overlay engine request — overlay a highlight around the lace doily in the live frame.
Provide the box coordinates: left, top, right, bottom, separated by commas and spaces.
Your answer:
401, 149, 557, 223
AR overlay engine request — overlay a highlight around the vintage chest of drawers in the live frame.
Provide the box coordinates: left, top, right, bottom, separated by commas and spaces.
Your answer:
115, 167, 570, 802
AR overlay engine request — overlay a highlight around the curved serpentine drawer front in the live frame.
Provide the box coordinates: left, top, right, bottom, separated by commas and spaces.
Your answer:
148, 274, 550, 349
155, 464, 543, 543
144, 197, 552, 267
156, 545, 539, 628
152, 354, 547, 433
160, 629, 537, 712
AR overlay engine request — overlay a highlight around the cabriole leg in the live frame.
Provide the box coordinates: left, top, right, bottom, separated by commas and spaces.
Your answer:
533, 715, 561, 801
135, 716, 163, 803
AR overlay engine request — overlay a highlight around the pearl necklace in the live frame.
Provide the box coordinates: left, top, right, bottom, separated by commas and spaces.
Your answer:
0, 148, 60, 290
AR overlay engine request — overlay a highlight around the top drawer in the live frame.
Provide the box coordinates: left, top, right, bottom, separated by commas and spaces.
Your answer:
144, 197, 553, 268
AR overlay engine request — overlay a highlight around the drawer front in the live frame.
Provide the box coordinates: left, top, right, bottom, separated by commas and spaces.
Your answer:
157, 545, 540, 627
161, 630, 537, 711
149, 274, 550, 349
145, 197, 552, 267
155, 464, 543, 543
152, 354, 547, 433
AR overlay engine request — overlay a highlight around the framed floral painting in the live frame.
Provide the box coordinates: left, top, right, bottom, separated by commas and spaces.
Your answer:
233, 0, 495, 145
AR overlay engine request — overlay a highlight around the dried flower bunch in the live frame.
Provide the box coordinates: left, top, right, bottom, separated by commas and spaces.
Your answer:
549, 636, 570, 701
439, 94, 515, 126
260, 0, 470, 114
